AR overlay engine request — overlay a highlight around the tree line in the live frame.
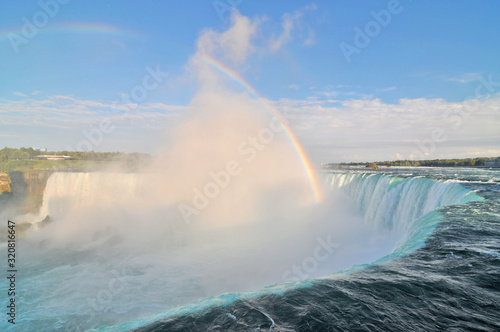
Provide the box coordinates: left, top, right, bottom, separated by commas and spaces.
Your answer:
0, 147, 153, 173
0, 147, 151, 163
326, 157, 497, 168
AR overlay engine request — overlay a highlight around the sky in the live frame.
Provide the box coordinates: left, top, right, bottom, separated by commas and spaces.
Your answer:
0, 0, 499, 163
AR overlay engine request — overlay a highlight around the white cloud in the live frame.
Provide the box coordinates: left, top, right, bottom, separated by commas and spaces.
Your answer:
270, 4, 317, 52
302, 28, 315, 46
270, 13, 294, 51
0, 94, 190, 152
12, 91, 26, 97
445, 72, 482, 83
0, 95, 186, 131
2, 90, 498, 161
196, 10, 258, 64
273, 95, 500, 162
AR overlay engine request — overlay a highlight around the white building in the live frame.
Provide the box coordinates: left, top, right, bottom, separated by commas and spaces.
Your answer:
36, 155, 73, 161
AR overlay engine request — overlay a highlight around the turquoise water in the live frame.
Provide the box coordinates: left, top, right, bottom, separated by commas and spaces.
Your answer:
133, 167, 500, 332
0, 167, 497, 331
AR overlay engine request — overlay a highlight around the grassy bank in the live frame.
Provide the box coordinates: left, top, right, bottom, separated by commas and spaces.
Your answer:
0, 147, 152, 174
0, 159, 124, 173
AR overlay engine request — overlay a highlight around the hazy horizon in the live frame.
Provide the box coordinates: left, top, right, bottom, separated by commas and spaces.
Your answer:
1, 1, 499, 163
1, 145, 498, 165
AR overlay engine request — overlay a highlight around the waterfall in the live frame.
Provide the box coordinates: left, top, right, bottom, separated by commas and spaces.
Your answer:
38, 172, 141, 221
326, 172, 484, 259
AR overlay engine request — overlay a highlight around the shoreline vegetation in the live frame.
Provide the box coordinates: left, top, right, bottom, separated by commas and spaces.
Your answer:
1, 147, 498, 176
0, 147, 152, 174
324, 156, 499, 170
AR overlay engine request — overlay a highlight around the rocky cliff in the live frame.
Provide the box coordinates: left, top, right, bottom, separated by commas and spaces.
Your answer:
1, 171, 53, 214
0, 172, 11, 193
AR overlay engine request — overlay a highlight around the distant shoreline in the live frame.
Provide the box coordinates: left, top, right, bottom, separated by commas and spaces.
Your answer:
323, 156, 499, 169
321, 165, 500, 170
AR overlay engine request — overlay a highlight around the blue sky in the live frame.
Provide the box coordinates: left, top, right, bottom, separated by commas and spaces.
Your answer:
1, 0, 499, 162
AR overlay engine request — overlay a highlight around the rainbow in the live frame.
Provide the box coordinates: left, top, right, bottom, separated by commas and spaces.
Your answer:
0, 22, 143, 41
201, 55, 323, 203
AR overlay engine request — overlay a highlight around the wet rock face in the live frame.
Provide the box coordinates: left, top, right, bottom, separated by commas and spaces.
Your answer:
7, 171, 53, 214
10, 171, 52, 195
0, 172, 12, 193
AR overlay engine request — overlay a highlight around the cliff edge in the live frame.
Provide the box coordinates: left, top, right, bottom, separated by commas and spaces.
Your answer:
0, 171, 12, 193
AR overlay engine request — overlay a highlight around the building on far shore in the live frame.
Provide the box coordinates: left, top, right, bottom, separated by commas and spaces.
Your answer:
36, 155, 73, 161
485, 158, 500, 167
